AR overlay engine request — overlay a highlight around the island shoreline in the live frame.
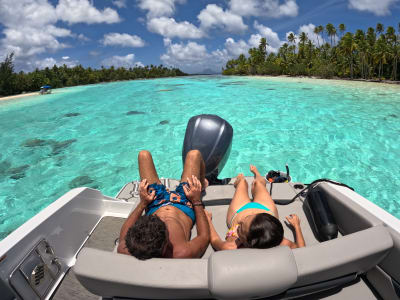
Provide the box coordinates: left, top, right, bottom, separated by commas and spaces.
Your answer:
0, 92, 39, 102
1, 75, 399, 103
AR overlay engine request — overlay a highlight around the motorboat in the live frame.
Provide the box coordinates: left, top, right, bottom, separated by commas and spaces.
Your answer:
39, 86, 52, 95
0, 115, 399, 300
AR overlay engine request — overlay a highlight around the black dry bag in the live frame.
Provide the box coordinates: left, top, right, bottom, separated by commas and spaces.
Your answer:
306, 186, 338, 242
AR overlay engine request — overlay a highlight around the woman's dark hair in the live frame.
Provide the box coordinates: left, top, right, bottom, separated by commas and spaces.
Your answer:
125, 215, 168, 260
246, 213, 284, 249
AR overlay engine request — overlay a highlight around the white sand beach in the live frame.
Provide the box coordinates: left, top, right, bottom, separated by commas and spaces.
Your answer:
0, 92, 39, 102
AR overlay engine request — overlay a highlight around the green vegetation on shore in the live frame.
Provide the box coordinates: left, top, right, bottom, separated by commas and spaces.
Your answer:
223, 23, 400, 81
0, 53, 186, 97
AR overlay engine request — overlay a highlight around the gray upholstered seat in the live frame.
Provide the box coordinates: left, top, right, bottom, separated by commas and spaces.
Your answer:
74, 225, 393, 300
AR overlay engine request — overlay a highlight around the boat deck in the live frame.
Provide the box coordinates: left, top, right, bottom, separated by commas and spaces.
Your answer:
53, 177, 378, 299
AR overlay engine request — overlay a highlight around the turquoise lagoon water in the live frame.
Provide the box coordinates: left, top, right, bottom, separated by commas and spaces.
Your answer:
1, 75, 400, 240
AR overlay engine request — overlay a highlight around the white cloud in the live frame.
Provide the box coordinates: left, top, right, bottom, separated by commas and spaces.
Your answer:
224, 38, 251, 57
102, 33, 146, 47
89, 50, 100, 56
253, 21, 283, 52
26, 56, 78, 70
229, 0, 299, 18
348, 0, 398, 16
77, 33, 90, 41
56, 0, 121, 24
161, 39, 220, 73
223, 22, 283, 57
112, 0, 127, 8
0, 0, 121, 70
138, 0, 186, 18
147, 17, 204, 39
1, 26, 70, 58
159, 22, 285, 73
296, 24, 325, 46
198, 4, 247, 33
101, 54, 143, 68
62, 56, 70, 60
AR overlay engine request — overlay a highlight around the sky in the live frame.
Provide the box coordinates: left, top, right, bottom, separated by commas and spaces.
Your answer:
0, 0, 399, 74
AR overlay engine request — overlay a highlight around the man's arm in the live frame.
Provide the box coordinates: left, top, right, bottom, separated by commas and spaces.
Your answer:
117, 179, 155, 254
176, 176, 210, 258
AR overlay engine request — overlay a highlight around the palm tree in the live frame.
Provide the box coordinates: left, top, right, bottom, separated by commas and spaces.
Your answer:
375, 35, 388, 79
314, 26, 322, 47
298, 32, 308, 58
326, 23, 336, 46
376, 23, 384, 36
299, 32, 308, 45
355, 29, 368, 79
339, 24, 346, 39
318, 25, 325, 44
287, 32, 297, 55
259, 37, 268, 61
340, 33, 357, 78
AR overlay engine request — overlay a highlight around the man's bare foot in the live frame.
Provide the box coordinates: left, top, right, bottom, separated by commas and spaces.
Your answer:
250, 165, 266, 184
234, 173, 245, 188
202, 178, 209, 191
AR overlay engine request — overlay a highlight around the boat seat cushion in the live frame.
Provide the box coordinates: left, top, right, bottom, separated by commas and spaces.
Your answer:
74, 226, 393, 299
74, 248, 210, 299
293, 225, 393, 287
208, 247, 297, 299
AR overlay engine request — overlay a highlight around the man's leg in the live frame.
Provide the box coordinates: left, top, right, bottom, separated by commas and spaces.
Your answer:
138, 150, 161, 185
226, 174, 251, 227
250, 165, 279, 218
180, 150, 206, 187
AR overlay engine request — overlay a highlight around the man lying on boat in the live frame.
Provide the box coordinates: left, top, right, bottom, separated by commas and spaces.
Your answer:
117, 150, 210, 259
206, 165, 306, 251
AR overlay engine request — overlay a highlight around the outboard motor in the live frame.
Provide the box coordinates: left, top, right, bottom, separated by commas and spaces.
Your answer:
305, 184, 338, 242
183, 115, 233, 185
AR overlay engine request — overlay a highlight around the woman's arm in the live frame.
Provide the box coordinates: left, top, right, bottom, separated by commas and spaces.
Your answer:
285, 214, 306, 248
205, 211, 237, 251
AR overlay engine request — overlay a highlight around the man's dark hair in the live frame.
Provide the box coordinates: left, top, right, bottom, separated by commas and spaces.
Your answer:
246, 213, 284, 249
125, 215, 168, 260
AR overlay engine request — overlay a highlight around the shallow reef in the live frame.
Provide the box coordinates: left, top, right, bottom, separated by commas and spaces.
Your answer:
21, 138, 49, 147
64, 113, 81, 117
0, 161, 29, 180
21, 138, 77, 156
69, 175, 99, 189
50, 139, 77, 156
126, 111, 145, 115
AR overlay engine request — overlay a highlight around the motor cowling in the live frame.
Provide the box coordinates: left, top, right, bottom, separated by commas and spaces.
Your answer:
182, 115, 233, 185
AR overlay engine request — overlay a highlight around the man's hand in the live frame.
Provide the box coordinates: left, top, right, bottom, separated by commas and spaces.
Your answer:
183, 175, 202, 205
286, 214, 301, 228
139, 179, 156, 205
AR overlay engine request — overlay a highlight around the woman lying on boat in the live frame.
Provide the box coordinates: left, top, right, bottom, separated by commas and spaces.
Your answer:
206, 165, 306, 250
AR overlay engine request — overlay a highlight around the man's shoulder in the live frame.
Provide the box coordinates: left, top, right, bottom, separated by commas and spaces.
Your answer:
173, 245, 193, 259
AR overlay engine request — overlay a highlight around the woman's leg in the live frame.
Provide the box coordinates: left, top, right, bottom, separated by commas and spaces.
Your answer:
250, 165, 279, 218
226, 174, 251, 227
138, 150, 161, 185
